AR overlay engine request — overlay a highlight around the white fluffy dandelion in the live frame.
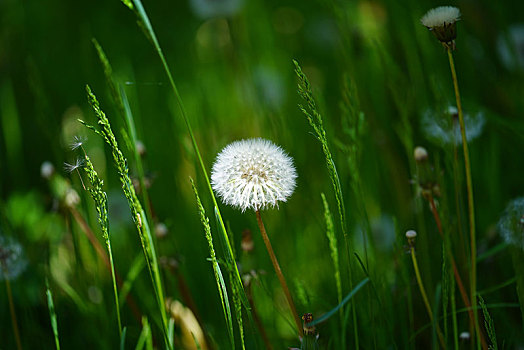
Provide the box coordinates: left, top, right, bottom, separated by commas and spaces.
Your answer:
497, 197, 524, 251
0, 236, 27, 281
421, 6, 461, 48
211, 138, 297, 212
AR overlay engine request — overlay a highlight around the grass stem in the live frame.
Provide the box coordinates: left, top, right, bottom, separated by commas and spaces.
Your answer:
4, 274, 22, 350
410, 247, 446, 348
446, 49, 482, 350
255, 210, 303, 339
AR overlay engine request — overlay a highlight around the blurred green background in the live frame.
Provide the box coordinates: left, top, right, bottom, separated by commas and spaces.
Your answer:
1, 0, 524, 348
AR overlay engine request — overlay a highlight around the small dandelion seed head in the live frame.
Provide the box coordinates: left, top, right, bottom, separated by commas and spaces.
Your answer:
70, 135, 87, 151
211, 138, 297, 212
413, 146, 428, 163
421, 105, 486, 146
40, 161, 55, 179
421, 6, 461, 48
0, 235, 28, 281
64, 158, 86, 173
497, 197, 524, 251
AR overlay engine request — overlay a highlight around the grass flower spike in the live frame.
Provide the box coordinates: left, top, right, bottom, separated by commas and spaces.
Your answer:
211, 138, 297, 212
421, 6, 461, 49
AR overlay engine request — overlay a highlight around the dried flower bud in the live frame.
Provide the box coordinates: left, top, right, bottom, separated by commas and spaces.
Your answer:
241, 229, 254, 252
302, 313, 316, 335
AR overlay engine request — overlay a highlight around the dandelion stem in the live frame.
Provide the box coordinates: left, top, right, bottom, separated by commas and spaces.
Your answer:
447, 48, 482, 350
410, 247, 446, 349
427, 195, 488, 349
4, 273, 23, 350
255, 210, 303, 338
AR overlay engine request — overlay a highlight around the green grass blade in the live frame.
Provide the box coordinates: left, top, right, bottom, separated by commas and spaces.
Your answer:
45, 278, 60, 350
307, 277, 369, 327
120, 327, 127, 350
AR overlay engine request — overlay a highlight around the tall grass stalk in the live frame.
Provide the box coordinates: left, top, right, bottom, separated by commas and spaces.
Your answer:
255, 210, 303, 338
79, 148, 123, 337
294, 59, 359, 347
409, 245, 446, 348
3, 273, 22, 350
120, 0, 251, 320
46, 278, 61, 350
190, 178, 235, 349
446, 48, 481, 349
321, 193, 343, 344
82, 86, 171, 349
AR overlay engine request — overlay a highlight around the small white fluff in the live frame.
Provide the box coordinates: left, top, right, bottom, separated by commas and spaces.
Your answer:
211, 138, 297, 212
421, 6, 461, 28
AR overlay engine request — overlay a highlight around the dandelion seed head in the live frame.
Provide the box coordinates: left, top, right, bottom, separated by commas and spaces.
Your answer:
421, 6, 461, 28
421, 6, 461, 48
64, 188, 80, 208
211, 138, 297, 212
497, 197, 524, 251
421, 105, 485, 146
497, 24, 524, 71
0, 236, 28, 281
64, 158, 85, 173
70, 135, 87, 151
459, 331, 470, 341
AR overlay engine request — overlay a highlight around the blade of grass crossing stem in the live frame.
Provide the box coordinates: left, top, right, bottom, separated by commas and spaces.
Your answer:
191, 178, 235, 349
83, 86, 171, 349
307, 278, 369, 327
294, 59, 359, 347
122, 0, 250, 319
92, 39, 154, 229
46, 278, 61, 350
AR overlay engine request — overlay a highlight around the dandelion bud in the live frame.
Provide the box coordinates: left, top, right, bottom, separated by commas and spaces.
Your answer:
421, 6, 461, 50
135, 140, 146, 157
459, 331, 470, 341
41, 161, 55, 180
64, 188, 80, 208
406, 230, 417, 247
413, 146, 428, 163
155, 222, 168, 239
